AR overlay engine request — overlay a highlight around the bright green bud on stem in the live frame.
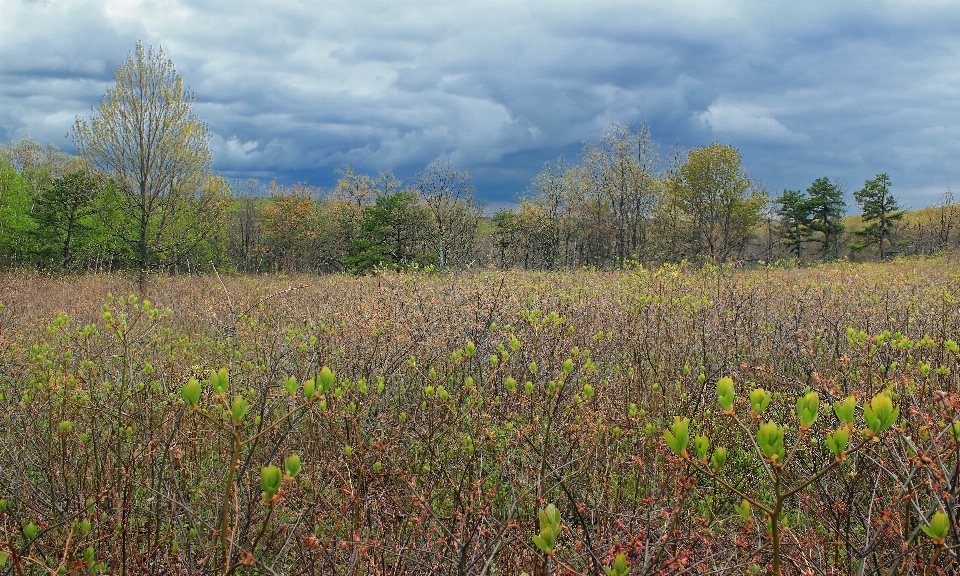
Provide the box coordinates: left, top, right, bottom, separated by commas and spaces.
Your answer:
285, 453, 301, 479
710, 446, 727, 471
921, 511, 951, 544
864, 392, 899, 437
181, 377, 201, 408
749, 388, 771, 416
826, 427, 850, 460
261, 465, 282, 498
211, 368, 229, 395
284, 376, 298, 397
734, 499, 751, 521
716, 377, 735, 413
833, 396, 856, 427
663, 417, 690, 458
757, 420, 785, 464
604, 552, 631, 576
23, 522, 38, 540
231, 395, 250, 425
317, 367, 335, 394
796, 391, 819, 430
694, 434, 709, 462
532, 504, 561, 555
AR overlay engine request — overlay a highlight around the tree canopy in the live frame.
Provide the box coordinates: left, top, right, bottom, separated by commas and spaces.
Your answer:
72, 42, 226, 284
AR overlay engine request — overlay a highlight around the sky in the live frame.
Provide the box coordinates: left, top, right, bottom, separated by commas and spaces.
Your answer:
2, 0, 959, 209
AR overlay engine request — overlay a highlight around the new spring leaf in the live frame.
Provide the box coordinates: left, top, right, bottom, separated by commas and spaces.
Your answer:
231, 395, 250, 425
181, 377, 201, 408
695, 434, 709, 462
920, 511, 951, 544
833, 396, 856, 426
663, 417, 690, 458
210, 368, 229, 395
710, 446, 727, 471
285, 453, 302, 478
604, 552, 631, 576
532, 504, 561, 555
864, 392, 899, 436
716, 377, 735, 412
749, 388, 771, 416
284, 376, 298, 397
734, 499, 751, 521
261, 465, 282, 497
757, 420, 785, 464
317, 366, 335, 394
826, 427, 850, 461
795, 391, 819, 430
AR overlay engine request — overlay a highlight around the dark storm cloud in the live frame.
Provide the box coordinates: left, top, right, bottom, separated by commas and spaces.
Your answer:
2, 0, 957, 206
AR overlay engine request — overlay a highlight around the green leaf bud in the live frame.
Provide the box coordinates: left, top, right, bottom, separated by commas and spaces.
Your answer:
261, 465, 282, 497
562, 358, 573, 373
694, 434, 709, 462
756, 420, 785, 464
317, 366, 335, 394
181, 378, 201, 408
23, 522, 38, 540
734, 499, 751, 521
582, 383, 594, 400
285, 453, 302, 478
749, 388, 771, 416
230, 395, 250, 425
284, 376, 298, 397
663, 416, 690, 458
864, 392, 899, 436
826, 427, 849, 461
710, 446, 727, 471
303, 378, 316, 399
532, 504, 561, 555
716, 377, 735, 412
921, 511, 951, 544
796, 391, 819, 430
59, 421, 73, 433
833, 396, 856, 426
211, 368, 229, 395
604, 552, 631, 576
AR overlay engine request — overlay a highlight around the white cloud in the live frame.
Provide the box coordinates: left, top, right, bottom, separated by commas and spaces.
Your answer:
694, 101, 809, 145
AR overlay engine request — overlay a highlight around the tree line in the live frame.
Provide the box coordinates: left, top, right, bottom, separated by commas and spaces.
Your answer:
1, 43, 957, 278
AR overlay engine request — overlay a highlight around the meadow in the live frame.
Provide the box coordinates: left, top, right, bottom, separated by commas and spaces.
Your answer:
1, 256, 959, 575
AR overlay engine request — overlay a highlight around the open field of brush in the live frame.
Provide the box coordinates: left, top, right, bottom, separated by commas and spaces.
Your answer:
1, 256, 960, 575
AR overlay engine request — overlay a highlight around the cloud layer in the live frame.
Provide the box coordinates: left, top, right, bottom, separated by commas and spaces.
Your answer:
2, 0, 958, 207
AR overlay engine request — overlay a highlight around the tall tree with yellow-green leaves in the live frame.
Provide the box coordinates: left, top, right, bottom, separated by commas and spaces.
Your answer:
73, 42, 228, 286
664, 142, 767, 263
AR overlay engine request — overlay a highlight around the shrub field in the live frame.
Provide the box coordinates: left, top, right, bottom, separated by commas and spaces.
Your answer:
1, 256, 959, 574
